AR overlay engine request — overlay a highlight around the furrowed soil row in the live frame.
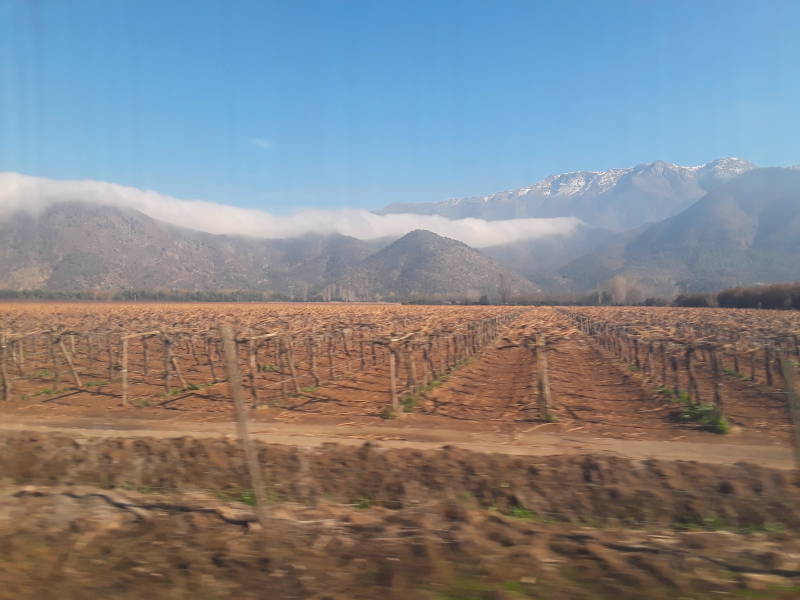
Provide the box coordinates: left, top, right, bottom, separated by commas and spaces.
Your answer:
563, 308, 796, 442
0, 303, 796, 447
422, 308, 696, 438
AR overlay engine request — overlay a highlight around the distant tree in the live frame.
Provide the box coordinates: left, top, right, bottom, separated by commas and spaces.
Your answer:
606, 275, 629, 305
674, 293, 716, 307
625, 286, 644, 305
497, 273, 510, 304
643, 297, 668, 306
717, 282, 800, 310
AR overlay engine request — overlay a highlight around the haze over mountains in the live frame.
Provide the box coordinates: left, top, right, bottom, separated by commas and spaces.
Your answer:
379, 158, 756, 231
0, 201, 527, 302
337, 229, 538, 302
0, 157, 798, 302
561, 168, 800, 299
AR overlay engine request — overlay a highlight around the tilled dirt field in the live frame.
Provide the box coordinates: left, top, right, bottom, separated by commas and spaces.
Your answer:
2, 304, 798, 597
422, 333, 680, 438
2, 305, 792, 447
0, 304, 793, 445
1, 432, 799, 599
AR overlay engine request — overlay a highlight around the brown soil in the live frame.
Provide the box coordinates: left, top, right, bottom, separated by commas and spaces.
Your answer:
1, 304, 794, 448
2, 487, 799, 600
1, 304, 797, 598
423, 332, 680, 438
2, 432, 799, 530
1, 432, 799, 600
423, 344, 535, 421
0, 413, 795, 470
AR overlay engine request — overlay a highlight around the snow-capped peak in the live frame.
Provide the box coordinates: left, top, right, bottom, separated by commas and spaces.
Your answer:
441, 158, 755, 206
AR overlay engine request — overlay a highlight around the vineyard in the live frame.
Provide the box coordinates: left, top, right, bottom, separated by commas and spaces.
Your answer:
0, 302, 797, 447
2, 302, 800, 599
0, 303, 522, 418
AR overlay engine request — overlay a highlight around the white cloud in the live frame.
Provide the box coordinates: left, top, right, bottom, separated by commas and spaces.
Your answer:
0, 172, 582, 248
250, 137, 273, 150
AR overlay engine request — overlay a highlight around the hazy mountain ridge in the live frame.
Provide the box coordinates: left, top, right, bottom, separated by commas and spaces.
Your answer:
379, 158, 756, 231
337, 229, 539, 302
560, 168, 800, 299
0, 202, 534, 301
0, 202, 376, 295
481, 224, 614, 282
1, 162, 799, 302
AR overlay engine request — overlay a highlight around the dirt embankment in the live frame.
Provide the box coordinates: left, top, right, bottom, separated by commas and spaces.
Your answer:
2, 432, 799, 531
2, 485, 800, 600
2, 432, 800, 599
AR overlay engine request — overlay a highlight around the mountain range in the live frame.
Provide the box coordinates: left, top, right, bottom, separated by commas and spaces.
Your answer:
378, 158, 756, 231
560, 168, 800, 299
0, 158, 798, 302
0, 202, 530, 302
336, 229, 537, 302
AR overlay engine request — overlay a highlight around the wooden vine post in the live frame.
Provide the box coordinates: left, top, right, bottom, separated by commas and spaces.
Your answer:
388, 347, 399, 414
764, 346, 774, 387
171, 352, 188, 389
535, 334, 553, 421
669, 354, 681, 398
121, 336, 130, 406
58, 336, 82, 388
188, 336, 200, 365
142, 335, 150, 376
307, 335, 321, 388
327, 332, 336, 381
404, 342, 418, 394
378, 332, 413, 417
0, 332, 10, 401
709, 347, 724, 415
284, 335, 301, 394
246, 332, 277, 408
423, 341, 437, 382
106, 334, 115, 382
779, 357, 800, 468
340, 329, 352, 375
120, 331, 160, 407
247, 336, 259, 407
19, 335, 27, 374
204, 336, 217, 383
163, 334, 173, 393
685, 345, 700, 405
49, 333, 61, 391
219, 324, 269, 529
358, 330, 366, 370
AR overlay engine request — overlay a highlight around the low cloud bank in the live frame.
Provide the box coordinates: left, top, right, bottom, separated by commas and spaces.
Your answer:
0, 172, 581, 248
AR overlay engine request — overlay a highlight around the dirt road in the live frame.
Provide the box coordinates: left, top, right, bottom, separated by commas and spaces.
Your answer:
0, 414, 794, 469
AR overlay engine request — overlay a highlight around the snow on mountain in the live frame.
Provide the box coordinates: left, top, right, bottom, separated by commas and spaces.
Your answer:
450, 158, 754, 207
378, 158, 757, 231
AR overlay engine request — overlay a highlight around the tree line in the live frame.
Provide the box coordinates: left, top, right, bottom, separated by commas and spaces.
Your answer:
675, 282, 800, 310
2, 282, 799, 308
0, 289, 276, 302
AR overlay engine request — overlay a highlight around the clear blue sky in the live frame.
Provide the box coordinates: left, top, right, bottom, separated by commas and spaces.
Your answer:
2, 0, 799, 212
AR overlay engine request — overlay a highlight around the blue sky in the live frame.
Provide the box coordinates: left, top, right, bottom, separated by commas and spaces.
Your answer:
1, 0, 799, 212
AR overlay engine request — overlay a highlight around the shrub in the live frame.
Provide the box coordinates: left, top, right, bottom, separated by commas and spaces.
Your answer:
680, 403, 730, 434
